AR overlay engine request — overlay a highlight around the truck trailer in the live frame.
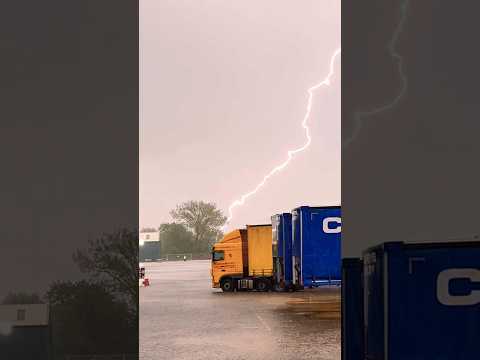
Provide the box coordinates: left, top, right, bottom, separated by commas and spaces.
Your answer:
342, 241, 480, 360
211, 224, 274, 292
292, 206, 342, 288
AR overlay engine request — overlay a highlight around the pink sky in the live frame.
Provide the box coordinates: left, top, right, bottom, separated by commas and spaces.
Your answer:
140, 1, 340, 230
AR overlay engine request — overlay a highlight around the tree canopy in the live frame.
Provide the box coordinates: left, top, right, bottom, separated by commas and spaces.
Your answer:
2, 292, 43, 305
170, 200, 226, 251
72, 228, 138, 311
159, 222, 194, 254
47, 280, 137, 357
46, 228, 139, 358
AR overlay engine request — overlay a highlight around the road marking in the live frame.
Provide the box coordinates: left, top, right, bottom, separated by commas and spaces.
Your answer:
255, 313, 272, 332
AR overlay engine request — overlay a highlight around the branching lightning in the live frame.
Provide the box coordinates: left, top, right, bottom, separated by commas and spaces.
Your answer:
343, 0, 410, 149
221, 1, 409, 230
224, 47, 341, 230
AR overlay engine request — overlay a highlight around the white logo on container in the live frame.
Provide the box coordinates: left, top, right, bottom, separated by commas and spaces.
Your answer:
322, 217, 341, 234
437, 268, 480, 306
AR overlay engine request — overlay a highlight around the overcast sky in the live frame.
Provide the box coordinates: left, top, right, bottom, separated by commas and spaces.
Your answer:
140, 1, 340, 230
342, 1, 480, 256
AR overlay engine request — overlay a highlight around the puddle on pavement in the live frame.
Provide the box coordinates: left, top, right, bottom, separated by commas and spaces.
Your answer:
279, 288, 341, 320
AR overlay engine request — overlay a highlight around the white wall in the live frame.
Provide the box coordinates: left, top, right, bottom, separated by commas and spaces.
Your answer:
0, 304, 49, 326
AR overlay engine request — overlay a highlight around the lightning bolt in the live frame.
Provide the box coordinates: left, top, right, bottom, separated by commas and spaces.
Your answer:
223, 47, 341, 230
343, 0, 410, 149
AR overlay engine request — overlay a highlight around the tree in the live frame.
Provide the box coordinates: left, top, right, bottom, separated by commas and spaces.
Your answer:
43, 228, 138, 359
2, 292, 43, 304
47, 280, 137, 357
170, 201, 226, 252
159, 223, 194, 254
72, 228, 138, 311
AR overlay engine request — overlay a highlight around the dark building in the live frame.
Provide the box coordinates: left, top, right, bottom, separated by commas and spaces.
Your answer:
0, 304, 50, 359
140, 241, 161, 261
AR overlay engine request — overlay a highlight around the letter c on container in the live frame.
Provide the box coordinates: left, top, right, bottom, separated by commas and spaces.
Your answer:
437, 268, 480, 306
322, 217, 341, 234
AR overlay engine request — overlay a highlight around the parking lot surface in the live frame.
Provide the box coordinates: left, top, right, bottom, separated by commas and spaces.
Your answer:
140, 260, 340, 360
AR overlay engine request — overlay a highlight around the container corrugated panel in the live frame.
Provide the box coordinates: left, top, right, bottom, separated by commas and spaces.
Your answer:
292, 209, 302, 287
281, 213, 293, 286
272, 215, 282, 258
272, 213, 293, 286
272, 215, 282, 285
341, 258, 364, 360
363, 241, 480, 360
247, 224, 273, 277
292, 206, 341, 287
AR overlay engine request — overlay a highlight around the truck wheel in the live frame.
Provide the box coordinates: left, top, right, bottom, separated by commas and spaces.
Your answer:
221, 278, 234, 292
256, 279, 269, 292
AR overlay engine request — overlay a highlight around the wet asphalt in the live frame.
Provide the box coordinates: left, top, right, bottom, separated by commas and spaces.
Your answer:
140, 260, 340, 360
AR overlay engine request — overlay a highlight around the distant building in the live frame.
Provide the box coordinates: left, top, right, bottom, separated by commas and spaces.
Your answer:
139, 230, 160, 243
0, 304, 50, 359
139, 230, 161, 261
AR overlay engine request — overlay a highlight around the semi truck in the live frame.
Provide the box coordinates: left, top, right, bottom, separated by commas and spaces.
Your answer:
211, 205, 341, 292
342, 241, 480, 360
211, 224, 274, 291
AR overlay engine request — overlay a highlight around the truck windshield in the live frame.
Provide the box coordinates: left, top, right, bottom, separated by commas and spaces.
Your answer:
212, 251, 224, 261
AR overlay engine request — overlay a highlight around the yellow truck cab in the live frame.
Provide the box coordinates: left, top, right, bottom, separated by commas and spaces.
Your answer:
211, 224, 273, 292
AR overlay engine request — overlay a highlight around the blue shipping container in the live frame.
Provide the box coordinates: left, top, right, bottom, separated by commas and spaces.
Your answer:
291, 206, 341, 288
341, 258, 364, 360
363, 241, 480, 360
272, 213, 293, 288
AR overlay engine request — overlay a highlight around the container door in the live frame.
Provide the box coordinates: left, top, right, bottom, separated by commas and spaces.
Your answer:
389, 245, 480, 360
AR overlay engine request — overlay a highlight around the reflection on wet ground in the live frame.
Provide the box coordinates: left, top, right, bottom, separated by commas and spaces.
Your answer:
283, 291, 340, 319
140, 260, 340, 360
